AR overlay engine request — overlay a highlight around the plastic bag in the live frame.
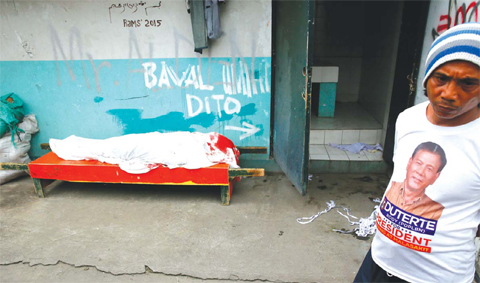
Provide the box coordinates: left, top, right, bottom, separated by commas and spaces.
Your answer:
0, 114, 39, 185
0, 93, 25, 138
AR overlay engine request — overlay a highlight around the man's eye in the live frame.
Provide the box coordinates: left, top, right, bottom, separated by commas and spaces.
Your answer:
434, 75, 448, 83
460, 80, 480, 91
462, 80, 478, 86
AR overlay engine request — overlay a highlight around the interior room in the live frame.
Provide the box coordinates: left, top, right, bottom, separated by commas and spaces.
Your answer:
309, 1, 403, 162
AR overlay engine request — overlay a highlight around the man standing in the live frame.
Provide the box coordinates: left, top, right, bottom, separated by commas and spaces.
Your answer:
385, 142, 446, 221
354, 22, 480, 282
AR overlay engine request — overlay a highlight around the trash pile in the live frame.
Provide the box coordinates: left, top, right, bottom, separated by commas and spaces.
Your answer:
297, 198, 381, 238
0, 93, 38, 184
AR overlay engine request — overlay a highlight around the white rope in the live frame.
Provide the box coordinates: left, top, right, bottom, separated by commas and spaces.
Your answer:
296, 200, 336, 224
354, 206, 379, 237
297, 198, 381, 237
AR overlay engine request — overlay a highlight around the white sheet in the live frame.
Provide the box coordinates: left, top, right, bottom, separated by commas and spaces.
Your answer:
50, 132, 240, 174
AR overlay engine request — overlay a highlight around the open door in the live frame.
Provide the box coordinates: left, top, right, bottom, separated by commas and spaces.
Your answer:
272, 1, 314, 195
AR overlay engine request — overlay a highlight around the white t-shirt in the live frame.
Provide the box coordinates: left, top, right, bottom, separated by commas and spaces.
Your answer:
372, 101, 480, 283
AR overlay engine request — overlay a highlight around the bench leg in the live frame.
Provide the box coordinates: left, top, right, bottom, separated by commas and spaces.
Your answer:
221, 179, 238, 206
221, 185, 230, 206
32, 178, 54, 198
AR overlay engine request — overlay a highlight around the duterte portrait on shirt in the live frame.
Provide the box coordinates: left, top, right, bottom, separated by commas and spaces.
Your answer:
385, 141, 446, 221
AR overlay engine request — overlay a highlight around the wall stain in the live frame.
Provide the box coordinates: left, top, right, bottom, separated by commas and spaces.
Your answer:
94, 96, 104, 103
115, 95, 149, 100
107, 102, 261, 136
237, 103, 257, 116
107, 109, 216, 133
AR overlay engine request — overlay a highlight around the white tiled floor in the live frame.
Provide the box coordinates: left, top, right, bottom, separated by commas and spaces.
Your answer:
342, 130, 360, 144
309, 144, 384, 161
310, 129, 382, 145
309, 102, 385, 161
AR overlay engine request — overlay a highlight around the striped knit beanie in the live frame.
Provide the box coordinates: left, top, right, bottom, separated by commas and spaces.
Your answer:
423, 22, 480, 88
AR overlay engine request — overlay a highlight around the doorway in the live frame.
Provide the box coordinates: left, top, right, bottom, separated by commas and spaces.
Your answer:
309, 1, 403, 164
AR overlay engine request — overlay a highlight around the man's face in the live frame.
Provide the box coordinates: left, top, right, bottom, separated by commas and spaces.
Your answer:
406, 150, 442, 193
426, 60, 480, 126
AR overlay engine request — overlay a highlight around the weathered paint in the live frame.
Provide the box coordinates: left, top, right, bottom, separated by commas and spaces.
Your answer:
1, 57, 271, 158
221, 179, 237, 206
40, 143, 51, 150
0, 0, 272, 159
220, 185, 231, 206
0, 162, 29, 171
273, 1, 314, 196
32, 178, 53, 198
228, 168, 264, 178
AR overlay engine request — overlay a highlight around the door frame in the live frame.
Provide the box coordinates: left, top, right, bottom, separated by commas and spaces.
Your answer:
383, 0, 431, 164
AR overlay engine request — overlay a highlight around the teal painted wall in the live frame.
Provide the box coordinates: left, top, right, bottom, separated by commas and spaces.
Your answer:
0, 1, 272, 160
0, 57, 271, 159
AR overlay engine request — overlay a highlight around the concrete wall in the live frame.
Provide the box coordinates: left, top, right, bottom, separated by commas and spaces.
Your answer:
313, 0, 404, 128
357, 1, 403, 128
415, 0, 480, 105
0, 0, 272, 159
313, 1, 364, 103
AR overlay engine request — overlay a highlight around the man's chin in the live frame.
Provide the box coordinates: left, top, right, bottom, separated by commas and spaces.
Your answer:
407, 183, 425, 192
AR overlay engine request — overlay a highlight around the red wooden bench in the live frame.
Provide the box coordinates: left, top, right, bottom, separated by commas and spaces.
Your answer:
1, 146, 265, 205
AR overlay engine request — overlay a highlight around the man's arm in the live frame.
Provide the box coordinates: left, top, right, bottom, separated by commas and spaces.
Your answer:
477, 225, 480, 237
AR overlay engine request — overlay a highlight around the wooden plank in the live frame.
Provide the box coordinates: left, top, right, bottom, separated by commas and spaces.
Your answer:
220, 185, 230, 206
237, 147, 267, 154
228, 168, 264, 178
40, 143, 51, 150
0, 162, 29, 171
29, 152, 230, 185
32, 179, 46, 198
32, 178, 55, 198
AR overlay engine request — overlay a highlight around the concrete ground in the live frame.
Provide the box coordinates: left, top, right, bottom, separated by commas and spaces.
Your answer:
0, 172, 391, 282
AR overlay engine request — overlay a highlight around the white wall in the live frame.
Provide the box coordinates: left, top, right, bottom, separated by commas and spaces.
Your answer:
414, 0, 480, 105
1, 0, 271, 60
358, 1, 403, 128
313, 1, 364, 103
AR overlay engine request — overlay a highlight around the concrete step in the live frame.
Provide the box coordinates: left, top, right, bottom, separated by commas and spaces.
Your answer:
309, 159, 390, 174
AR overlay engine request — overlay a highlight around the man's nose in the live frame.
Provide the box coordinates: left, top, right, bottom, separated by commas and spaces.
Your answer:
440, 80, 459, 102
416, 165, 426, 176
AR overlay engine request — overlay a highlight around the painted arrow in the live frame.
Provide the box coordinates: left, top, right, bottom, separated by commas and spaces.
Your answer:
225, 122, 261, 140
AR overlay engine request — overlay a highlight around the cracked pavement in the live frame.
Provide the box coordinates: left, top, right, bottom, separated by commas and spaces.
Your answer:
0, 173, 389, 282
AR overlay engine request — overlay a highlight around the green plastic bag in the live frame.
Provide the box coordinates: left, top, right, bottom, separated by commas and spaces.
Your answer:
0, 93, 25, 138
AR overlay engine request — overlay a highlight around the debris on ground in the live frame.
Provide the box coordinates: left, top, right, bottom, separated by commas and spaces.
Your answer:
297, 198, 381, 238
353, 176, 374, 182
328, 143, 383, 154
